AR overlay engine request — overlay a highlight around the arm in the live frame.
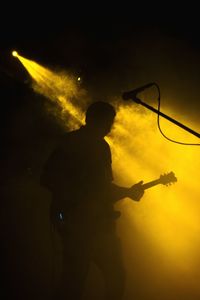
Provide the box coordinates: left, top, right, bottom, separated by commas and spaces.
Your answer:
111, 181, 144, 202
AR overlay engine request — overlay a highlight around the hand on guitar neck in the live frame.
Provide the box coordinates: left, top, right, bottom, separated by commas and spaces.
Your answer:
128, 171, 177, 201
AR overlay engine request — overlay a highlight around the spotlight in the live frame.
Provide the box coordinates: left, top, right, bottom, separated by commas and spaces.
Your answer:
77, 77, 81, 82
12, 51, 18, 57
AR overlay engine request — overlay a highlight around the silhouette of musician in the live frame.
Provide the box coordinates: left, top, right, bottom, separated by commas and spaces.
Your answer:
40, 101, 144, 300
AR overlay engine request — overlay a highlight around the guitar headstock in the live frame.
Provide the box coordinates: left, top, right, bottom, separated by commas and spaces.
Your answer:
159, 171, 177, 186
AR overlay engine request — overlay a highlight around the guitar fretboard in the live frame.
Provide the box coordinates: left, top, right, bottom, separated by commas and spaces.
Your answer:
142, 179, 161, 190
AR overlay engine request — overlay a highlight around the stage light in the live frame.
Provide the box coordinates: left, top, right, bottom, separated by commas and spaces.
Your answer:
12, 51, 18, 57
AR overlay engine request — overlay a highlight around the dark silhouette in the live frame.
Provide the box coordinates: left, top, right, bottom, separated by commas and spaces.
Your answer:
40, 101, 144, 300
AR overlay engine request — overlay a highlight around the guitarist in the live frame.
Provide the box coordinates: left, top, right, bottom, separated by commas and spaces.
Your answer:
40, 101, 144, 300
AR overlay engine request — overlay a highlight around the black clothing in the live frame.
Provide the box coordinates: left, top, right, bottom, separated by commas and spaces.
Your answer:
40, 125, 125, 300
41, 125, 118, 234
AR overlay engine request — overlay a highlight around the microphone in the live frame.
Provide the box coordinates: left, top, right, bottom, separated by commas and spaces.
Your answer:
122, 82, 155, 101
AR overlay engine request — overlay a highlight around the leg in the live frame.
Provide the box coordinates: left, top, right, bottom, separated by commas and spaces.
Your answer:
55, 229, 91, 300
92, 232, 126, 300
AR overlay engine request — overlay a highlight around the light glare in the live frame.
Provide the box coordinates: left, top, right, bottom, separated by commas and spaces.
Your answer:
12, 51, 18, 57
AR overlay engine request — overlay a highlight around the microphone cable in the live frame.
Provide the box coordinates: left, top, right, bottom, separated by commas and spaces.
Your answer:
154, 83, 200, 146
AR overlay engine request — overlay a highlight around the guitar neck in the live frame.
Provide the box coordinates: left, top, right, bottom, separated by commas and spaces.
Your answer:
142, 179, 161, 190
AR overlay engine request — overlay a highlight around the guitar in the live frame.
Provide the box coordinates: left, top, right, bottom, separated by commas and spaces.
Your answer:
142, 171, 177, 190
56, 172, 177, 232
107, 172, 178, 222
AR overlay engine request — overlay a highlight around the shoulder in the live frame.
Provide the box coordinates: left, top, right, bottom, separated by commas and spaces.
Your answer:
59, 129, 81, 146
47, 130, 79, 158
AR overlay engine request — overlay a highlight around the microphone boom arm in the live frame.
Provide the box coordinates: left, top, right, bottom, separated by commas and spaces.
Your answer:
130, 98, 200, 139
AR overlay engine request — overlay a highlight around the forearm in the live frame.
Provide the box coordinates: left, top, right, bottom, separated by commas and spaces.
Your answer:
111, 181, 144, 202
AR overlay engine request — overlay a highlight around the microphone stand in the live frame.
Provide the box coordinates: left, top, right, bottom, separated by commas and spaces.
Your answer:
130, 98, 200, 139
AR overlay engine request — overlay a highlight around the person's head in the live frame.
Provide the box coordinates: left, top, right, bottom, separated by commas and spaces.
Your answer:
85, 101, 116, 137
